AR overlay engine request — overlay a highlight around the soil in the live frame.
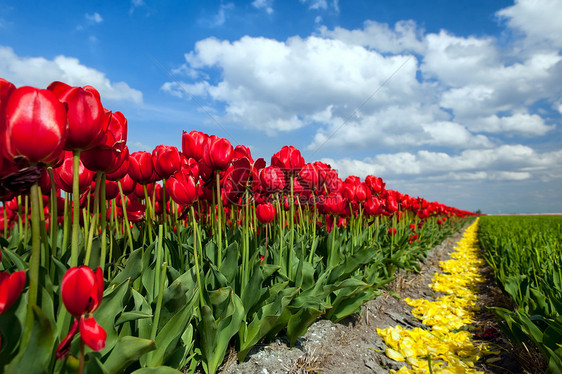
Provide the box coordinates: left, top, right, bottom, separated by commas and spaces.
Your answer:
217, 228, 547, 374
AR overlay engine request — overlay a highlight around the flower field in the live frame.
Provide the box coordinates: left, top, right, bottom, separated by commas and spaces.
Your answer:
478, 215, 562, 373
1, 78, 477, 373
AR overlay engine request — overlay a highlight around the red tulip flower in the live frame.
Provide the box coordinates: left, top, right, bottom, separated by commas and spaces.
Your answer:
61, 266, 103, 317
182, 130, 208, 161
0, 270, 26, 314
256, 203, 276, 224
297, 163, 319, 191
259, 166, 285, 192
203, 136, 234, 171
365, 175, 385, 194
166, 168, 198, 206
271, 146, 305, 176
3, 86, 67, 165
152, 144, 181, 180
119, 173, 136, 195
388, 227, 397, 236
105, 147, 130, 181
128, 151, 154, 185
57, 266, 106, 359
81, 111, 128, 173
121, 200, 146, 223
53, 151, 95, 194
48, 83, 108, 151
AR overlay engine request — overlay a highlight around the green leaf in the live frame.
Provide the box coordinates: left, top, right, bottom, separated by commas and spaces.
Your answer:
110, 247, 144, 285
103, 336, 156, 374
199, 287, 244, 374
4, 305, 56, 374
131, 367, 183, 374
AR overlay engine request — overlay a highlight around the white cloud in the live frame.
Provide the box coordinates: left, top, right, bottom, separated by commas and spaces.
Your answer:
209, 3, 234, 28
0, 46, 143, 104
324, 146, 562, 180
85, 12, 103, 24
471, 112, 554, 136
252, 0, 274, 14
497, 0, 562, 50
321, 20, 425, 54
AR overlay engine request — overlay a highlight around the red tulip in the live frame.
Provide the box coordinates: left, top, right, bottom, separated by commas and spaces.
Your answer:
79, 315, 107, 351
119, 173, 136, 195
57, 266, 106, 360
152, 144, 181, 179
203, 136, 234, 171
233, 144, 253, 163
0, 79, 15, 138
81, 111, 128, 173
256, 203, 275, 224
128, 151, 154, 185
121, 200, 145, 223
182, 130, 208, 161
364, 197, 382, 216
259, 166, 285, 192
365, 175, 385, 194
48, 83, 108, 151
53, 151, 95, 193
297, 163, 319, 191
3, 86, 67, 165
60, 266, 103, 317
105, 147, 130, 181
388, 227, 397, 235
180, 156, 200, 179
166, 169, 198, 206
0, 270, 26, 314
271, 146, 305, 175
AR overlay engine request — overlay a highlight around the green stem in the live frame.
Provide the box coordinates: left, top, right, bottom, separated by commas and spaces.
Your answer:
16, 195, 23, 242
99, 174, 107, 272
85, 172, 102, 266
117, 180, 134, 253
23, 183, 41, 347
47, 168, 58, 257
191, 205, 204, 306
143, 184, 153, 243
288, 176, 295, 279
215, 171, 223, 268
71, 150, 81, 267
62, 192, 71, 259
79, 339, 85, 374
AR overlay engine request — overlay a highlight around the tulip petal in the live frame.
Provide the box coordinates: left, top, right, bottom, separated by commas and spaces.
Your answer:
56, 317, 80, 360
61, 266, 96, 317
0, 270, 26, 314
79, 315, 106, 352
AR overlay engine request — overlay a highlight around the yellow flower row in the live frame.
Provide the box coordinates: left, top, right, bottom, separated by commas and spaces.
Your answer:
377, 219, 494, 373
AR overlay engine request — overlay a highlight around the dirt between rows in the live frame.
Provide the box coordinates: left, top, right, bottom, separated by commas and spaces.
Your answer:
216, 228, 546, 374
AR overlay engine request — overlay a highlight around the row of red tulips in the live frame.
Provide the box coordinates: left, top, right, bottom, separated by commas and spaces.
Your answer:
0, 77, 475, 373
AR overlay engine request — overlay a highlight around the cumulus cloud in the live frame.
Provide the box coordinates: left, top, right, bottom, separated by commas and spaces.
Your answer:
0, 46, 143, 104
323, 146, 562, 181
497, 0, 562, 50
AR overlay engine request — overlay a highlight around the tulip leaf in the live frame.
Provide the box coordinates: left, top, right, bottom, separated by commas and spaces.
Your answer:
96, 279, 131, 353
110, 247, 143, 285
115, 311, 154, 326
145, 286, 198, 367
4, 305, 56, 374
199, 287, 244, 374
130, 367, 183, 374
103, 336, 156, 374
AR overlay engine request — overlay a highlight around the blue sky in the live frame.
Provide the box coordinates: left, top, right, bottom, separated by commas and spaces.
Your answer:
1, 0, 561, 214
